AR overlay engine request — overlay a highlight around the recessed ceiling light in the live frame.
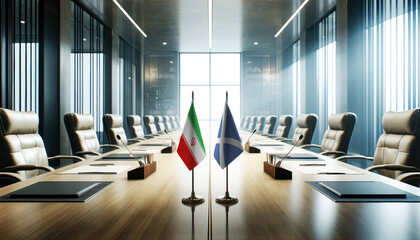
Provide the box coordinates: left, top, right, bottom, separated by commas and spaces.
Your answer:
162, 42, 167, 45
169, 61, 174, 64
248, 61, 252, 64
112, 0, 147, 37
83, 38, 87, 42
254, 42, 259, 45
275, 0, 310, 38
20, 20, 25, 24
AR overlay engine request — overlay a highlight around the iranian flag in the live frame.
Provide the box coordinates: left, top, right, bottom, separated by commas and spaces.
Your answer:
177, 102, 206, 170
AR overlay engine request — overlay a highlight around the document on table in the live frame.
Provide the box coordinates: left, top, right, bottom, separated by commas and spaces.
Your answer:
297, 165, 361, 175
59, 165, 132, 174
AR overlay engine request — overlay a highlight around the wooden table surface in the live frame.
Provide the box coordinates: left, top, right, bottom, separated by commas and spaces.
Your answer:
0, 132, 419, 239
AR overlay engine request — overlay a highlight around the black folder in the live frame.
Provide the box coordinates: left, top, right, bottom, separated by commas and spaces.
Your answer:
318, 181, 407, 198
9, 181, 101, 198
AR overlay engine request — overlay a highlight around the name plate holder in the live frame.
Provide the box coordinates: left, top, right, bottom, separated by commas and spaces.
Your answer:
244, 142, 260, 153
263, 154, 292, 180
127, 154, 157, 179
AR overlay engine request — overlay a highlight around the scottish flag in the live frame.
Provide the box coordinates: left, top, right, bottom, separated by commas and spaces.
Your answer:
214, 102, 244, 169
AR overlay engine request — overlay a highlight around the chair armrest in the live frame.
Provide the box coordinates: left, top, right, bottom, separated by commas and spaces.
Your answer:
74, 150, 101, 158
319, 150, 347, 158
100, 144, 121, 150
335, 155, 374, 162
0, 172, 24, 184
366, 164, 420, 173
300, 144, 321, 149
48, 155, 84, 165
2, 165, 54, 173
128, 139, 142, 143
395, 172, 420, 183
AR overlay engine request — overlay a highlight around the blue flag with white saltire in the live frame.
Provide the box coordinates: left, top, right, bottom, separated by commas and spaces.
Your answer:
214, 102, 244, 169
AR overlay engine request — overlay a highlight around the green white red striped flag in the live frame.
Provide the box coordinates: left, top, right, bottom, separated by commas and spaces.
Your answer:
177, 102, 206, 170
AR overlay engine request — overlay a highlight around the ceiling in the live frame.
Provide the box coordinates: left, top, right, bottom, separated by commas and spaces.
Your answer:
77, 0, 335, 53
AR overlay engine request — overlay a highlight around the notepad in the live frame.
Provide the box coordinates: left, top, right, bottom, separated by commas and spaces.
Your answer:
277, 153, 318, 159
102, 151, 148, 159
318, 181, 407, 198
59, 165, 132, 174
9, 182, 101, 198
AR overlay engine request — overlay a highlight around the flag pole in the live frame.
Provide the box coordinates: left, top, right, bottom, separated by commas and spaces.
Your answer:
216, 92, 238, 205
182, 91, 204, 205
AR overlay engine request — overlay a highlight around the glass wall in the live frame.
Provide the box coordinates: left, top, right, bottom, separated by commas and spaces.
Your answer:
5, 0, 39, 112
70, 1, 106, 140
180, 53, 241, 148
365, 0, 419, 154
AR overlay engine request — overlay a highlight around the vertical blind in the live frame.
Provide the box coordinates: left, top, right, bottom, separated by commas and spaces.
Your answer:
70, 1, 105, 136
365, 0, 419, 154
7, 0, 39, 112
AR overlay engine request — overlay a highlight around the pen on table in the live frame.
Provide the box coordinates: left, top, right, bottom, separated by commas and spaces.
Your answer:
78, 172, 118, 174
317, 172, 346, 175
89, 163, 115, 166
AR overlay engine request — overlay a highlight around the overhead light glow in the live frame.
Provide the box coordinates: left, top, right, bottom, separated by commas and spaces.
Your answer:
208, 0, 213, 49
274, 0, 309, 38
112, 0, 147, 37
253, 42, 259, 45
162, 42, 167, 45
20, 20, 25, 24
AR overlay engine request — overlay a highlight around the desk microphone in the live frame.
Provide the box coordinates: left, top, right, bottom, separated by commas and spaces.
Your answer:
117, 135, 145, 167
275, 135, 303, 167
246, 129, 257, 144
164, 129, 174, 144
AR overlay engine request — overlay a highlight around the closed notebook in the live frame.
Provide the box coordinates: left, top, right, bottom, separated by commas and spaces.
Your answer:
9, 182, 100, 198
277, 153, 318, 159
318, 181, 407, 198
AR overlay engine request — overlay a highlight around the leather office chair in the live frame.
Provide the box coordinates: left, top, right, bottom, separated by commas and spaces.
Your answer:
337, 109, 420, 179
240, 116, 246, 129
163, 116, 172, 131
255, 116, 266, 133
154, 116, 165, 132
273, 115, 293, 139
170, 116, 177, 130
103, 114, 141, 147
175, 116, 180, 129
143, 115, 159, 135
301, 113, 356, 158
261, 115, 277, 134
127, 115, 149, 140
0, 109, 83, 186
281, 114, 317, 146
248, 116, 257, 131
64, 113, 120, 158
243, 116, 251, 130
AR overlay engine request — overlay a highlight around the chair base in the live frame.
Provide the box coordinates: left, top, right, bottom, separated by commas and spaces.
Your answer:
263, 161, 292, 180
127, 161, 157, 179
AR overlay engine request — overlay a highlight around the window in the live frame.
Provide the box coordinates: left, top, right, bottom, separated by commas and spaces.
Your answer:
365, 0, 419, 153
70, 2, 105, 137
6, 0, 39, 112
180, 53, 241, 147
282, 40, 301, 124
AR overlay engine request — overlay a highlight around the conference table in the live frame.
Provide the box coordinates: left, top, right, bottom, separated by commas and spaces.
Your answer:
0, 130, 419, 239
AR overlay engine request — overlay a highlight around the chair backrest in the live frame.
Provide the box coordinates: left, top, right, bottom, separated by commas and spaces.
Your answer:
175, 116, 180, 128
373, 109, 420, 178
154, 116, 165, 132
0, 108, 48, 179
170, 116, 177, 129
244, 116, 251, 129
143, 115, 158, 134
291, 114, 317, 146
163, 116, 172, 131
276, 115, 293, 138
240, 116, 246, 128
64, 113, 100, 154
103, 114, 127, 146
255, 116, 266, 132
320, 113, 357, 154
248, 116, 258, 131
262, 116, 277, 134
127, 115, 145, 138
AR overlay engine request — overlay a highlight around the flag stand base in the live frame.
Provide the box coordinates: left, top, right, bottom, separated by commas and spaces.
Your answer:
182, 192, 205, 205
216, 192, 238, 205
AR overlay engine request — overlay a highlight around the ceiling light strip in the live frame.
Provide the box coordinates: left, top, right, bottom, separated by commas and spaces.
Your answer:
274, 0, 309, 38
208, 0, 213, 49
112, 0, 147, 37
